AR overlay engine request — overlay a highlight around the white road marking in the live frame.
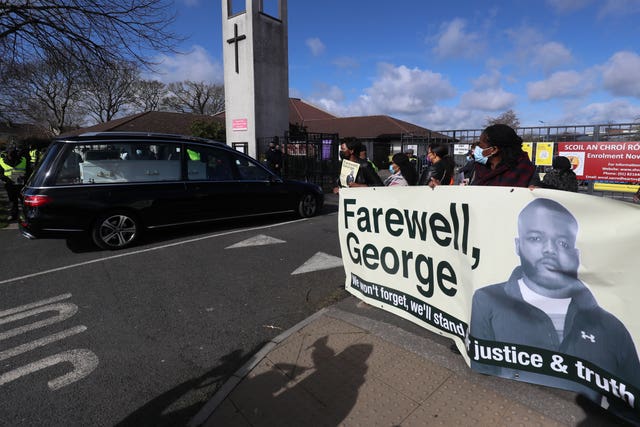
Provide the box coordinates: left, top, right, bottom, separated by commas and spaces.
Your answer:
0, 302, 78, 341
225, 234, 286, 248
0, 218, 306, 286
0, 325, 87, 361
0, 349, 99, 390
291, 252, 343, 275
0, 294, 97, 390
0, 293, 71, 318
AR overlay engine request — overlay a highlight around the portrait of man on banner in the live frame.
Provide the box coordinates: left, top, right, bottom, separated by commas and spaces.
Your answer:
470, 198, 640, 420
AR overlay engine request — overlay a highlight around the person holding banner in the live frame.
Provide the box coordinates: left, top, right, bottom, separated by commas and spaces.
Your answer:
418, 142, 455, 187
385, 153, 417, 186
470, 198, 640, 420
530, 156, 579, 192
333, 139, 383, 194
470, 124, 535, 187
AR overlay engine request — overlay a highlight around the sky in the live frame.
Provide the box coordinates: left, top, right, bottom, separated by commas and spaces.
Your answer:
146, 0, 640, 131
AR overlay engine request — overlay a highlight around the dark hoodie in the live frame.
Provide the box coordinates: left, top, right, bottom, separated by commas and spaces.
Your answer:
540, 156, 579, 192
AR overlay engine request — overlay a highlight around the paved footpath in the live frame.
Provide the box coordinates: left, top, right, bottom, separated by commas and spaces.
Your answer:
189, 296, 627, 427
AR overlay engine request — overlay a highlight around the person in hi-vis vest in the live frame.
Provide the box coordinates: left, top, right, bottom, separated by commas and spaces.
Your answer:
0, 148, 28, 220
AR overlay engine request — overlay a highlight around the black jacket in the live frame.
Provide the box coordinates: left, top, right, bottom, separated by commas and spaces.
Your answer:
337, 158, 383, 188
418, 156, 454, 185
470, 266, 640, 419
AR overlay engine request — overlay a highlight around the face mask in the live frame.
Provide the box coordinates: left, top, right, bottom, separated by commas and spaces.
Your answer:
389, 164, 395, 173
339, 151, 349, 160
467, 155, 473, 161
136, 149, 143, 156
473, 146, 490, 165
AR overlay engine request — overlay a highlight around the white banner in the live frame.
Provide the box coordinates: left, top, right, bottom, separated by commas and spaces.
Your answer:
339, 186, 640, 421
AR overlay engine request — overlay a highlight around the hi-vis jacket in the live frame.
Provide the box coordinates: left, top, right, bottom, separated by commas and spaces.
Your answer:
0, 156, 27, 184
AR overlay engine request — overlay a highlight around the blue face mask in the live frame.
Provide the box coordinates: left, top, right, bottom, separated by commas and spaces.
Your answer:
473, 146, 489, 165
389, 164, 395, 173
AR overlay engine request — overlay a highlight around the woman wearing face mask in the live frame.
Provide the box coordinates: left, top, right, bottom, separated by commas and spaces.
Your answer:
418, 142, 455, 187
384, 153, 417, 186
470, 124, 534, 187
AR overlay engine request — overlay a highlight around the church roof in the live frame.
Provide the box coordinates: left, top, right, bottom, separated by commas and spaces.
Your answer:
288, 98, 450, 140
60, 111, 224, 137
60, 99, 450, 140
289, 98, 337, 122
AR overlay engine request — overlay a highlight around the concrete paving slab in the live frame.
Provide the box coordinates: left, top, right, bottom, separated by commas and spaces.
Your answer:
372, 349, 453, 404
193, 297, 631, 427
228, 357, 328, 426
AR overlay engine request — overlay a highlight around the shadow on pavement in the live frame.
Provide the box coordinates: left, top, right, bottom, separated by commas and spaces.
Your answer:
215, 336, 372, 426
575, 394, 635, 426
115, 344, 265, 427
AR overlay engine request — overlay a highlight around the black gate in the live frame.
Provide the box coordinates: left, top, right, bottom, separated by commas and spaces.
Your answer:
258, 133, 340, 192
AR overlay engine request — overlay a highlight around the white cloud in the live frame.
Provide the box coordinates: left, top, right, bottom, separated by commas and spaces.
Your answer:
506, 26, 573, 74
420, 106, 486, 130
460, 88, 517, 111
564, 99, 640, 123
332, 56, 359, 70
506, 25, 545, 53
601, 51, 640, 98
359, 64, 456, 114
308, 64, 456, 124
546, 0, 593, 13
432, 18, 484, 59
310, 84, 345, 103
305, 38, 325, 56
527, 70, 593, 100
471, 71, 503, 90
531, 42, 574, 73
307, 85, 350, 116
598, 0, 640, 17
145, 45, 223, 84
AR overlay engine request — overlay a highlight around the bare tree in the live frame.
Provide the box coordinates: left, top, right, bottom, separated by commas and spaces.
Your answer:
130, 79, 167, 113
0, 1, 182, 70
82, 61, 139, 123
162, 81, 225, 115
485, 110, 521, 129
2, 53, 85, 134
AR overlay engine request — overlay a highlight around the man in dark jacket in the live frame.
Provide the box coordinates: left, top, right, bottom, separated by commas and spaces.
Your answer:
333, 139, 383, 193
265, 142, 283, 176
470, 198, 640, 420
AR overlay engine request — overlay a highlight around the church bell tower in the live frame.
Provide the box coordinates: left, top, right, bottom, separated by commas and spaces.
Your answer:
221, 0, 289, 159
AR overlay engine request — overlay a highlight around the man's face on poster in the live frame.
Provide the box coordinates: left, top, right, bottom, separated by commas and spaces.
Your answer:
515, 206, 580, 296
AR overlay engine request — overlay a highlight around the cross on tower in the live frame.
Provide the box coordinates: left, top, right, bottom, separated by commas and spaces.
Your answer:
226, 23, 246, 74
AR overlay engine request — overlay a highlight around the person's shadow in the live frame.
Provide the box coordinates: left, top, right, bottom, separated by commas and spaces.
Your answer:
116, 346, 262, 427
115, 337, 372, 427
227, 336, 373, 426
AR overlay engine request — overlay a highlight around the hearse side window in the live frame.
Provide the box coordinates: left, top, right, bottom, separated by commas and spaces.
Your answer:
53, 142, 181, 185
230, 151, 271, 181
185, 145, 234, 181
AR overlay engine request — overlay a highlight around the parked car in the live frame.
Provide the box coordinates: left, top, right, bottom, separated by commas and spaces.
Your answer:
19, 132, 324, 250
